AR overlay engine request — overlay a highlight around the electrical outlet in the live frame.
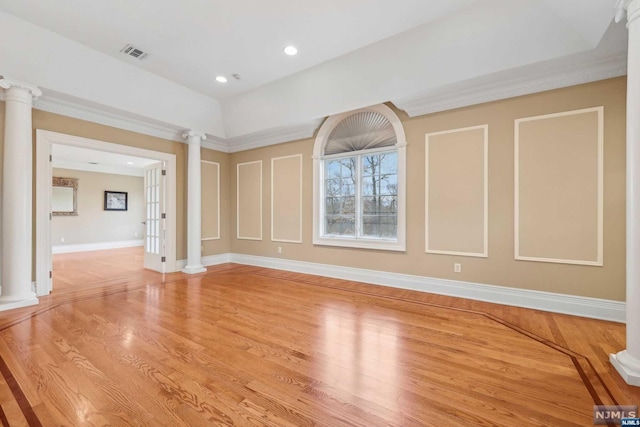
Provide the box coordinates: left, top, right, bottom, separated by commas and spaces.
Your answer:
134, 232, 138, 238
454, 263, 461, 273
60, 237, 65, 243
277, 246, 282, 254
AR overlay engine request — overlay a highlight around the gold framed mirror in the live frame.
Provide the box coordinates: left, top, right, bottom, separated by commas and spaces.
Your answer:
52, 177, 78, 216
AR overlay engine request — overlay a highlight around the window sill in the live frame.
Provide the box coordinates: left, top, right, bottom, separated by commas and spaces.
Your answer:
313, 236, 405, 252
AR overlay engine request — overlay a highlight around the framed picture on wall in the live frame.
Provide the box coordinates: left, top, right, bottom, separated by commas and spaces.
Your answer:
104, 191, 128, 211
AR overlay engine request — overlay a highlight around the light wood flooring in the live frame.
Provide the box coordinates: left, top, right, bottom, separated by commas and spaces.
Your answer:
0, 247, 635, 425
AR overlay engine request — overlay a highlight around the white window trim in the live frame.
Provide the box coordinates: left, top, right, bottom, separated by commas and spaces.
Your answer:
312, 104, 406, 252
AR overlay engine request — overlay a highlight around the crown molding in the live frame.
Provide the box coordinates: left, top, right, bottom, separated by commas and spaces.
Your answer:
225, 119, 323, 153
32, 93, 188, 142
615, 0, 633, 23
2, 55, 626, 154
394, 54, 628, 118
1, 90, 319, 153
201, 138, 230, 153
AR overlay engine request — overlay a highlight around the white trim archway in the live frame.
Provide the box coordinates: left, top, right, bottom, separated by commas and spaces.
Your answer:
35, 130, 177, 296
312, 104, 407, 251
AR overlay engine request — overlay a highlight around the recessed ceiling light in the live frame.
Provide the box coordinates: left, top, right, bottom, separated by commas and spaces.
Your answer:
215, 76, 228, 83
283, 45, 298, 56
126, 161, 134, 165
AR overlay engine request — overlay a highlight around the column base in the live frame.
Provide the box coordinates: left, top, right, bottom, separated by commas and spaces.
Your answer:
182, 265, 207, 275
610, 350, 640, 386
0, 293, 38, 312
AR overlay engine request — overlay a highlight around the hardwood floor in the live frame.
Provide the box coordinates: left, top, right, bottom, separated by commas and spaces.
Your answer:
0, 248, 636, 425
52, 246, 147, 293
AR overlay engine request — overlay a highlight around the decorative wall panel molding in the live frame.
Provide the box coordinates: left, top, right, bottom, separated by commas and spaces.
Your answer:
271, 154, 303, 243
237, 160, 263, 240
515, 107, 603, 265
201, 161, 220, 240
425, 125, 488, 257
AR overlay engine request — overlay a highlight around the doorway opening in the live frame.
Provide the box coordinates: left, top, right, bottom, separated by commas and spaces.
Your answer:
36, 130, 177, 296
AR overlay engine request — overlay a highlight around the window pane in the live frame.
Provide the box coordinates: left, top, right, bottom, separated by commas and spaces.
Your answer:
326, 158, 355, 180
362, 155, 377, 176
362, 214, 397, 238
380, 152, 397, 174
341, 182, 355, 196
325, 196, 355, 215
361, 176, 378, 196
325, 197, 340, 214
362, 152, 396, 176
326, 160, 341, 179
380, 174, 398, 196
321, 150, 398, 241
340, 158, 356, 178
325, 215, 355, 236
362, 196, 397, 214
325, 178, 341, 196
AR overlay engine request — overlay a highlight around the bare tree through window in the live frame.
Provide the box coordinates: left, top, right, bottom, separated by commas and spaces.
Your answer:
325, 157, 357, 235
324, 152, 397, 238
362, 153, 397, 237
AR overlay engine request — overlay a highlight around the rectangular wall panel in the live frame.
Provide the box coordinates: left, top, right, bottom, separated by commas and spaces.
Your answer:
515, 107, 603, 265
201, 160, 220, 240
425, 125, 488, 257
271, 154, 302, 243
237, 160, 263, 240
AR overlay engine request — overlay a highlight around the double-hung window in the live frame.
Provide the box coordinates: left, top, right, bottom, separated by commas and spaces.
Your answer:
313, 104, 406, 251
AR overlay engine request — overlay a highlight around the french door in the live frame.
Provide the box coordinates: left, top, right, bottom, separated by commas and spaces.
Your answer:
143, 162, 166, 272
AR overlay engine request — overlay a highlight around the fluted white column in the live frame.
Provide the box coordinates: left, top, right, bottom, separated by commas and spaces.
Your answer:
181, 130, 206, 274
611, 0, 640, 386
0, 78, 41, 310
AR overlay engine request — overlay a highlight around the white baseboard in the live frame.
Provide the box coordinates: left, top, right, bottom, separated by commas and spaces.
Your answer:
52, 239, 144, 254
227, 254, 626, 323
175, 253, 231, 271
175, 252, 624, 322
0, 295, 39, 312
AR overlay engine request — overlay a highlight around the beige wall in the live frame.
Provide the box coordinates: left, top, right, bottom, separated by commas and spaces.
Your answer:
426, 126, 487, 256
52, 168, 144, 246
230, 77, 626, 301
0, 105, 232, 261
516, 109, 602, 264
201, 149, 231, 256
0, 77, 627, 299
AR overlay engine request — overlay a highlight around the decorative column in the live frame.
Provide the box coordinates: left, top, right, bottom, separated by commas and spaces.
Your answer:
0, 78, 41, 310
181, 130, 207, 274
611, 0, 640, 386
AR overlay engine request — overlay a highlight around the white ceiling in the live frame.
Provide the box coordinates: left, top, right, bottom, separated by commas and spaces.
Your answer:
0, 0, 628, 148
0, 0, 473, 100
52, 144, 157, 177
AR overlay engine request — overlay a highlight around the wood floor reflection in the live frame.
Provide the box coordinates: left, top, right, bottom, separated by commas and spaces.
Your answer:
0, 249, 636, 425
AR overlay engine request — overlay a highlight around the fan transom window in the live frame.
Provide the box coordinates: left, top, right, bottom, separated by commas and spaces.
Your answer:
313, 104, 406, 251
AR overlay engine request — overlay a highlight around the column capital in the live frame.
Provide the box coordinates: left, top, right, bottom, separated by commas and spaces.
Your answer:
615, 0, 640, 24
182, 130, 207, 143
0, 78, 42, 98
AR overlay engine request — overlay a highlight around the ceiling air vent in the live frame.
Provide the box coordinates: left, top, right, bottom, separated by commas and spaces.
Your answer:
120, 44, 148, 60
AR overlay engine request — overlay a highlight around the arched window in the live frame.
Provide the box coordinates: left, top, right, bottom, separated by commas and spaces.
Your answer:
312, 104, 406, 251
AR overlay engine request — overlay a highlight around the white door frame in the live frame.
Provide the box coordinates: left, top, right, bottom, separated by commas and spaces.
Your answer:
35, 129, 177, 296
143, 162, 167, 273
